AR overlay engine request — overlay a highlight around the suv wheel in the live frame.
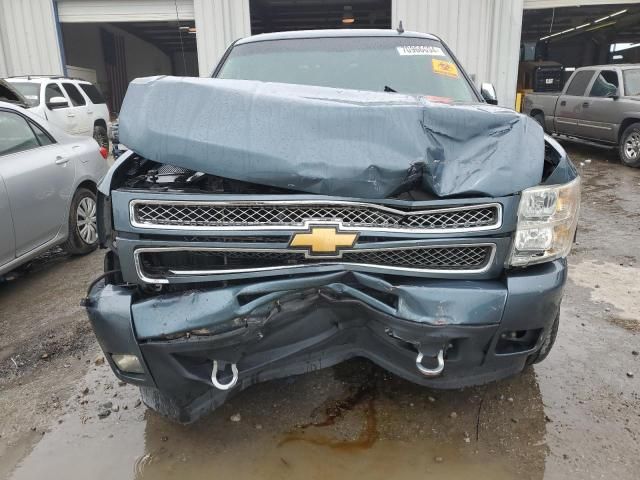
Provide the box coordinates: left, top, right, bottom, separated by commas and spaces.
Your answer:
93, 125, 109, 151
62, 188, 99, 255
619, 123, 640, 168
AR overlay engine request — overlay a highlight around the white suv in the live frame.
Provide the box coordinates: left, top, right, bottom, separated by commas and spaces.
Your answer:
5, 76, 111, 150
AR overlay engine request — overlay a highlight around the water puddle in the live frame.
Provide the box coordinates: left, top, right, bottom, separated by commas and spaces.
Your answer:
7, 359, 547, 480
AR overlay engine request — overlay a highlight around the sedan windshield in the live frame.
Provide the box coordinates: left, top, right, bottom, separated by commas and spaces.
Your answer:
217, 36, 477, 102
9, 82, 40, 107
623, 69, 640, 96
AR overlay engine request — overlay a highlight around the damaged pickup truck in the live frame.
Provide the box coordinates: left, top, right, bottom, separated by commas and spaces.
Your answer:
85, 29, 580, 423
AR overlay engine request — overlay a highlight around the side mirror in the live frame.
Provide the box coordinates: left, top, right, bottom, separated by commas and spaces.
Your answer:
46, 96, 69, 109
607, 87, 620, 100
480, 83, 498, 105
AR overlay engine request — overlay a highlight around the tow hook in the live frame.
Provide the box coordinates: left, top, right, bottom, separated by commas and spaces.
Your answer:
211, 361, 239, 390
415, 349, 445, 377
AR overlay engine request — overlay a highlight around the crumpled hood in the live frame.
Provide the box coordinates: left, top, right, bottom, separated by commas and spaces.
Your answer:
118, 76, 544, 198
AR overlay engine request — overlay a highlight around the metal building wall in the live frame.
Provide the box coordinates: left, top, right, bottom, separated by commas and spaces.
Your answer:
0, 0, 63, 77
392, 0, 524, 108
193, 0, 251, 76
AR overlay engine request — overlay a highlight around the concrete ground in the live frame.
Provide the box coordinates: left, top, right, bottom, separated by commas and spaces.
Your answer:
0, 143, 638, 480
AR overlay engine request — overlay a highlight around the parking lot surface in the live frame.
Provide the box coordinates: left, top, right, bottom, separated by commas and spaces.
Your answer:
1, 143, 638, 480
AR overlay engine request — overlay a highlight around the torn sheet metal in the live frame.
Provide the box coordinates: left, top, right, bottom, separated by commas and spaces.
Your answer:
119, 76, 544, 198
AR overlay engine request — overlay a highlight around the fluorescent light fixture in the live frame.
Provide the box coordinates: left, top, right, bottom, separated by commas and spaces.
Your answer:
540, 8, 627, 41
611, 42, 640, 52
610, 9, 627, 18
540, 30, 565, 41
613, 54, 623, 60
564, 67, 576, 72
595, 8, 627, 23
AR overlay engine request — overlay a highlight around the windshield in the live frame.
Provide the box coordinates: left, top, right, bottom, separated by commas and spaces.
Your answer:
623, 69, 640, 96
9, 82, 40, 107
217, 36, 477, 102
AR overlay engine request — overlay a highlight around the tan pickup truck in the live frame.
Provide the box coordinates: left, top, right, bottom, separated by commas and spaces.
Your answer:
523, 64, 640, 167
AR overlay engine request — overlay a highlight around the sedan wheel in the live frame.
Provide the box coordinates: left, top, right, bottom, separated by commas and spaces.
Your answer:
619, 123, 640, 168
77, 196, 97, 245
624, 132, 640, 160
62, 188, 99, 255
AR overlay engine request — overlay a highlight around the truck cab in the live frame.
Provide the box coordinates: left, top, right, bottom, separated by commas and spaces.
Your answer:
524, 65, 640, 167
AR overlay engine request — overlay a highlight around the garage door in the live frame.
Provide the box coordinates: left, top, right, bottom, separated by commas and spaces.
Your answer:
57, 0, 194, 23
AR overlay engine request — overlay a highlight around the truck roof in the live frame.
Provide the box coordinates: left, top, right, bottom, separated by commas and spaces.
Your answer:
576, 64, 640, 70
235, 29, 440, 45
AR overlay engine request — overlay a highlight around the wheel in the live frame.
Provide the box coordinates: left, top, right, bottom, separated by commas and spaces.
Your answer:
62, 188, 99, 255
93, 125, 109, 151
619, 123, 640, 167
526, 313, 559, 366
532, 112, 546, 133
139, 386, 188, 423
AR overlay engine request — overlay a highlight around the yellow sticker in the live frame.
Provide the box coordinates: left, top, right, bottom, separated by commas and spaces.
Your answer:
432, 59, 459, 78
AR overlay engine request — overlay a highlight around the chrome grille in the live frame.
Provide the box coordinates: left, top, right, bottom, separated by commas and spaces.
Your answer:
136, 245, 494, 281
131, 201, 501, 233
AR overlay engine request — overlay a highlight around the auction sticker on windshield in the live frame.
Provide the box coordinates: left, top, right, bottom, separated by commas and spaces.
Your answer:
432, 59, 459, 78
396, 45, 445, 56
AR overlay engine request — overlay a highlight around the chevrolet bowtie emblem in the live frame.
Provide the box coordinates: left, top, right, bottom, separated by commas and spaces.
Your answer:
290, 225, 358, 256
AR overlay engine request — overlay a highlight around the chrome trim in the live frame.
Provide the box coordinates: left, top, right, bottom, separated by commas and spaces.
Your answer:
129, 199, 503, 234
133, 243, 497, 284
579, 122, 612, 130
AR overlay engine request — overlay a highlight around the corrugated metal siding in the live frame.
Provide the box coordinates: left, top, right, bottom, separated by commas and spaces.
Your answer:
0, 0, 63, 76
193, 0, 250, 76
57, 0, 195, 22
392, 0, 524, 108
524, 0, 637, 9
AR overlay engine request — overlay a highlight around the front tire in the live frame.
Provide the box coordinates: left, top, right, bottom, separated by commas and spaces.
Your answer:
139, 386, 189, 423
62, 188, 99, 255
619, 122, 640, 168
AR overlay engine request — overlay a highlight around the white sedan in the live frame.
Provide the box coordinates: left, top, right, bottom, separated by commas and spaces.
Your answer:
0, 101, 109, 276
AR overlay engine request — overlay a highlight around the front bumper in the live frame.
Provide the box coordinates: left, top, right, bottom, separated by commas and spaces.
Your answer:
86, 259, 566, 423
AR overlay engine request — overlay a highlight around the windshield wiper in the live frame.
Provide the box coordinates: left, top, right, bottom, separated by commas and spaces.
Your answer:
384, 85, 397, 93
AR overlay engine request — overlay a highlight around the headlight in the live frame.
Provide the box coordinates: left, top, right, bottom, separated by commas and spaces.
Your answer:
509, 177, 580, 267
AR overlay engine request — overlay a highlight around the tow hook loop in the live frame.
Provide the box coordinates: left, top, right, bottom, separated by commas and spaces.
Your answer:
211, 361, 239, 390
416, 349, 445, 377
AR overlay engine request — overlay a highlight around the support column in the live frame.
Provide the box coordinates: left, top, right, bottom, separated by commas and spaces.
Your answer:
193, 0, 251, 77
0, 0, 63, 76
